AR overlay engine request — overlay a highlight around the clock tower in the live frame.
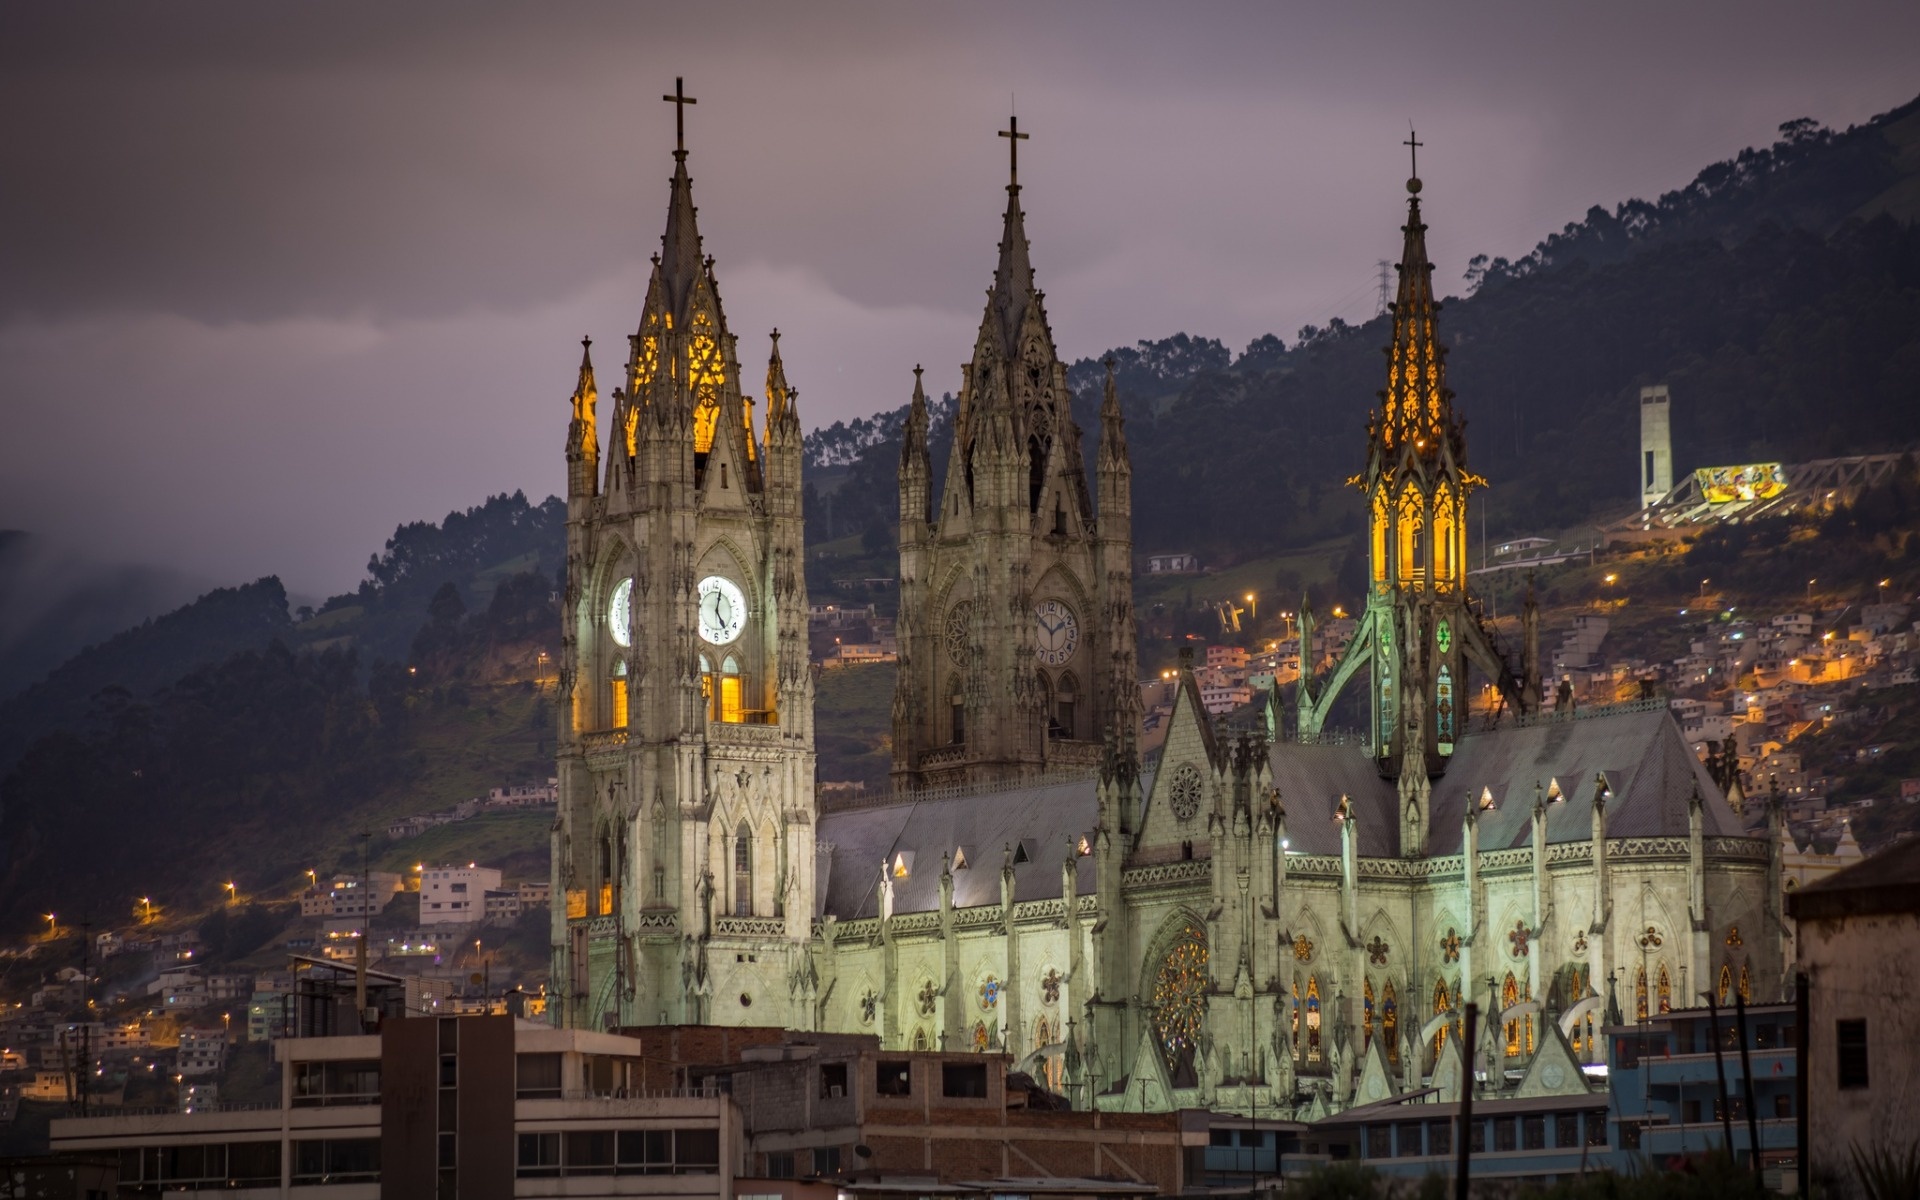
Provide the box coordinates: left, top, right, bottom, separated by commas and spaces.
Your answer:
892, 117, 1138, 790
552, 82, 816, 1031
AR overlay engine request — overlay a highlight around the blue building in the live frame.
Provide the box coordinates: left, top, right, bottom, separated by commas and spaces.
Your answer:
1303, 1002, 1799, 1186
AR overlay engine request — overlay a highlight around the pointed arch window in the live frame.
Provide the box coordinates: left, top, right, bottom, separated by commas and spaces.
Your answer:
598, 831, 614, 916
1150, 920, 1208, 1088
1398, 487, 1426, 587
912, 1028, 930, 1052
1737, 964, 1751, 1003
733, 822, 753, 917
610, 658, 629, 729
1657, 965, 1672, 1014
1719, 964, 1733, 1005
1434, 483, 1458, 587
1304, 976, 1323, 1066
1363, 978, 1376, 1051
1503, 974, 1521, 1056
1636, 967, 1649, 1022
1432, 978, 1450, 1061
718, 656, 744, 724
1371, 491, 1390, 583
699, 654, 715, 719
1056, 671, 1079, 739
1383, 981, 1399, 1065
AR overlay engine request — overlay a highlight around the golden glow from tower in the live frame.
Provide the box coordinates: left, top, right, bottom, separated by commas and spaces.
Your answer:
690, 310, 724, 455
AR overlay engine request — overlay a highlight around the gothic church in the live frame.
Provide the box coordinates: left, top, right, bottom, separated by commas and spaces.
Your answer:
552, 90, 1787, 1119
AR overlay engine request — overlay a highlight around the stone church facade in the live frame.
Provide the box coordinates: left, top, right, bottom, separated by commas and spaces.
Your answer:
553, 101, 1791, 1119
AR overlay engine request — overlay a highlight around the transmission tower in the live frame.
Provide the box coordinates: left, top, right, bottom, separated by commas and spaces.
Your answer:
1375, 260, 1393, 317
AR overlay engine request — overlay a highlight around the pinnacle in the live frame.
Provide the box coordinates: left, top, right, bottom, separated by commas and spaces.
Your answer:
657, 155, 706, 318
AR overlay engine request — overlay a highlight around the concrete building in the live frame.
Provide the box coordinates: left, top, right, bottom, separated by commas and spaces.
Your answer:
1640, 385, 1673, 508
49, 1014, 736, 1199
420, 865, 503, 926
1787, 836, 1920, 1188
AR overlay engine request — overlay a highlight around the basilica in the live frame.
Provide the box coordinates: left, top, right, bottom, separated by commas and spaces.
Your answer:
548, 89, 1789, 1119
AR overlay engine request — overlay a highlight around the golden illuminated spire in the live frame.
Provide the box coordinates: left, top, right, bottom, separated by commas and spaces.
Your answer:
1371, 132, 1461, 465
764, 328, 791, 425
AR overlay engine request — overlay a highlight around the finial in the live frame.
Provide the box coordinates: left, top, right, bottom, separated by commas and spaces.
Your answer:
770, 327, 780, 346
1404, 127, 1424, 194
663, 77, 697, 157
581, 335, 592, 352
913, 363, 924, 380
999, 113, 1030, 190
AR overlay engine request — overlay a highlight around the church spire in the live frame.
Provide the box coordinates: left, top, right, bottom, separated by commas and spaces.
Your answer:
1369, 134, 1463, 466
764, 328, 793, 426
566, 335, 599, 501
656, 78, 707, 322
984, 114, 1041, 358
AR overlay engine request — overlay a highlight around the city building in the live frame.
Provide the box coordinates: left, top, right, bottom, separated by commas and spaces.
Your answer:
1786, 834, 1920, 1185
420, 865, 503, 926
176, 1025, 227, 1078
49, 1014, 735, 1199
1145, 553, 1199, 574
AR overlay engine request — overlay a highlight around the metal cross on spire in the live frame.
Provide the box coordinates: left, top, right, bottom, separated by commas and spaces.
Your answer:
663, 77, 697, 155
1404, 127, 1424, 181
999, 114, 1030, 189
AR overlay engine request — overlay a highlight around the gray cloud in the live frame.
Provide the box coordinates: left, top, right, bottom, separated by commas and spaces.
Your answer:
2, 1, 1915, 596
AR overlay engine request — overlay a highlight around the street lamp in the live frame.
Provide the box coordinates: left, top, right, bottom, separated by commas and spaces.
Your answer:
537, 651, 550, 686
139, 897, 152, 924
43, 914, 55, 936
1807, 579, 1817, 604
1699, 579, 1710, 599
306, 869, 317, 890
224, 881, 237, 906
1879, 579, 1891, 603
1244, 593, 1257, 623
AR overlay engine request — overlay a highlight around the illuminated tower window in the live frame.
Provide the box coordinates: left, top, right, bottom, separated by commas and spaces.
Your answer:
610, 660, 629, 729
733, 823, 752, 917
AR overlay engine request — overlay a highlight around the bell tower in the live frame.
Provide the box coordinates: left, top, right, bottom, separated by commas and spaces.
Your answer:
552, 80, 815, 1031
1299, 138, 1537, 855
891, 117, 1137, 791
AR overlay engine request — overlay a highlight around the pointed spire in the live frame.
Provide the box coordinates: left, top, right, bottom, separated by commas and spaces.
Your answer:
903, 365, 930, 459
1371, 132, 1461, 463
573, 335, 597, 415
657, 154, 706, 320
765, 328, 791, 424
983, 116, 1039, 358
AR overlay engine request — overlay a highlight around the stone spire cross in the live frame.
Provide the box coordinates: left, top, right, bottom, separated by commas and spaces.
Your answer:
999, 114, 1030, 189
663, 77, 697, 156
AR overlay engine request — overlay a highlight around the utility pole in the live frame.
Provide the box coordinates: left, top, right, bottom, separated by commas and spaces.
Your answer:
1794, 973, 1809, 1198
1376, 260, 1393, 318
1735, 993, 1762, 1190
1705, 992, 1736, 1157
355, 832, 371, 1031
1456, 1002, 1478, 1200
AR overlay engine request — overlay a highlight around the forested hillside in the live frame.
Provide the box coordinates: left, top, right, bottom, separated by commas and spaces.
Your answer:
805, 96, 1920, 565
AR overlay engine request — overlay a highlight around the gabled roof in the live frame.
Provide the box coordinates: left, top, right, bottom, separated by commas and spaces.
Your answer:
816, 780, 1097, 920
1265, 706, 1742, 857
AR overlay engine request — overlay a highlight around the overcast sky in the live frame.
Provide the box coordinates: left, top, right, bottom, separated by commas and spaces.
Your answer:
3, 2, 1916, 602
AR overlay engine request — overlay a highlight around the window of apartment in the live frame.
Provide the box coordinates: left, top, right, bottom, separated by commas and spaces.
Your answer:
1683, 1099, 1702, 1125
1494, 1118, 1516, 1152
942, 1062, 988, 1098
517, 1133, 561, 1178
616, 1131, 674, 1174
1555, 1113, 1580, 1148
819, 1062, 848, 1099
1522, 1115, 1546, 1150
291, 1059, 380, 1106
451, 883, 468, 893
516, 1052, 563, 1099
876, 1060, 911, 1096
1586, 1114, 1609, 1147
1619, 1121, 1642, 1150
765, 1151, 795, 1179
813, 1146, 842, 1175
1469, 1120, 1486, 1153
293, 1138, 379, 1184
1427, 1120, 1451, 1157
565, 1132, 615, 1176
1395, 1122, 1422, 1157
1837, 1019, 1869, 1089
1365, 1126, 1390, 1159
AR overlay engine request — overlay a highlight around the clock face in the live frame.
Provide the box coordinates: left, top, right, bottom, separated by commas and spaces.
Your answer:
697, 575, 747, 645
945, 599, 974, 667
608, 577, 633, 648
1034, 599, 1079, 666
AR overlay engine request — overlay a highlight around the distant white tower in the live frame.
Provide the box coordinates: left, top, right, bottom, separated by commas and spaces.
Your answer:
1640, 385, 1672, 508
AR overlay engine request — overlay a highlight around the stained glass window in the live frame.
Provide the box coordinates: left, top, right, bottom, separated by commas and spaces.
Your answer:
1738, 964, 1751, 1003
1383, 982, 1399, 1065
1635, 967, 1648, 1022
1363, 979, 1375, 1051
1657, 966, 1672, 1014
1503, 974, 1521, 1057
1151, 921, 1208, 1086
979, 977, 1001, 1010
1305, 976, 1323, 1065
1432, 979, 1449, 1060
1436, 665, 1456, 748
1719, 964, 1732, 1004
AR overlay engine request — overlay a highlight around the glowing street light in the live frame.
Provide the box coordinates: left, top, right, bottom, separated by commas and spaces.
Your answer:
1807, 579, 1817, 603
1699, 579, 1710, 599
306, 869, 317, 889
43, 914, 55, 935
139, 897, 152, 924
224, 881, 237, 906
1244, 593, 1257, 622
1879, 579, 1892, 603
